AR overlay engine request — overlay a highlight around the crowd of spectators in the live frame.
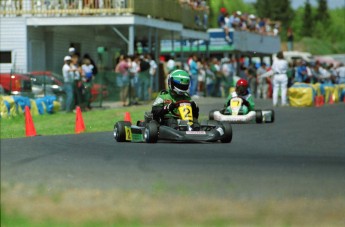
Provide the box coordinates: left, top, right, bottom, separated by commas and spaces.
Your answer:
158, 53, 345, 103
114, 53, 158, 107
217, 7, 280, 42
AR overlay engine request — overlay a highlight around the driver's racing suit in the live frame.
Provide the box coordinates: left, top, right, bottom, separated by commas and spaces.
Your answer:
224, 91, 255, 114
151, 89, 199, 127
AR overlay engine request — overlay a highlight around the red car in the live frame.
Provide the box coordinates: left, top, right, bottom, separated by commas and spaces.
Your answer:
0, 73, 32, 96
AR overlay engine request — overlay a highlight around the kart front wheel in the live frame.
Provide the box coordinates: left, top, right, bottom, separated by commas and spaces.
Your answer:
255, 110, 263, 123
114, 121, 131, 142
220, 121, 232, 143
209, 109, 217, 120
144, 122, 158, 143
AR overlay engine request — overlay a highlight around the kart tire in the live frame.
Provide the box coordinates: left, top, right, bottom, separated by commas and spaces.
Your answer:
220, 121, 232, 143
114, 121, 131, 142
206, 120, 221, 127
145, 122, 159, 143
149, 120, 160, 128
209, 109, 217, 120
255, 110, 263, 123
268, 110, 275, 123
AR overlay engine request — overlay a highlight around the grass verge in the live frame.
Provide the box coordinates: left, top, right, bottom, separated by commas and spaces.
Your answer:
2, 183, 345, 227
0, 105, 151, 139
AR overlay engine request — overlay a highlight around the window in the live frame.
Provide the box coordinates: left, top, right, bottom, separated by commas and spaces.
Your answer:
0, 51, 12, 63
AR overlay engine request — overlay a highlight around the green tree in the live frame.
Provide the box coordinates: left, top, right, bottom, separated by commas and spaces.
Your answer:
301, 0, 313, 37
315, 0, 330, 24
255, 0, 272, 18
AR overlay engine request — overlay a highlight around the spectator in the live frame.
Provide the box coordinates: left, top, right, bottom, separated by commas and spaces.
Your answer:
246, 62, 257, 97
138, 55, 151, 101
217, 7, 231, 42
256, 62, 269, 99
295, 60, 308, 83
166, 54, 176, 74
271, 51, 288, 106
205, 59, 215, 96
258, 17, 266, 34
198, 58, 207, 96
210, 57, 223, 97
83, 53, 98, 76
287, 27, 294, 51
115, 55, 130, 106
189, 54, 199, 97
81, 58, 94, 110
336, 63, 345, 84
62, 56, 75, 113
128, 55, 140, 105
221, 57, 234, 98
312, 61, 332, 84
147, 53, 158, 98
286, 61, 296, 87
71, 53, 83, 109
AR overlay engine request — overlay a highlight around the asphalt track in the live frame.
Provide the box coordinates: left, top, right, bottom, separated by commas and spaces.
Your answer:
1, 98, 345, 200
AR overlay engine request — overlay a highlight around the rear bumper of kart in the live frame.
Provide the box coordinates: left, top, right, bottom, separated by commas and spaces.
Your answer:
158, 125, 225, 142
211, 110, 274, 123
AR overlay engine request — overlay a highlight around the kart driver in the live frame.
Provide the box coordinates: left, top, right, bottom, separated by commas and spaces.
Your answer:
224, 78, 255, 114
151, 69, 200, 129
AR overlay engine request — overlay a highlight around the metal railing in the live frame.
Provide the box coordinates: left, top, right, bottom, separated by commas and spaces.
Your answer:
0, 0, 208, 30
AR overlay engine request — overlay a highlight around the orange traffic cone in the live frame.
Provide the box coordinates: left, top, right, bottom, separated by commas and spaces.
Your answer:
75, 106, 85, 134
329, 94, 335, 104
25, 106, 37, 137
315, 96, 320, 107
124, 112, 132, 122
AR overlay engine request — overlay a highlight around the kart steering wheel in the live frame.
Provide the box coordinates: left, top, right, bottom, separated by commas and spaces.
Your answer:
170, 100, 192, 117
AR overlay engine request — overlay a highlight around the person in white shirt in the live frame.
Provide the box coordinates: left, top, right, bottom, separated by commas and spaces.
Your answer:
147, 53, 158, 98
271, 51, 288, 106
62, 56, 75, 112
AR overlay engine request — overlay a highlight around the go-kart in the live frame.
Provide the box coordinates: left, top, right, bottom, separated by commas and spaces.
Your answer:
113, 100, 233, 143
209, 97, 274, 124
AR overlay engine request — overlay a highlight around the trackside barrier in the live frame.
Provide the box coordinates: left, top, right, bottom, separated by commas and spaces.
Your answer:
288, 83, 315, 107
0, 95, 61, 118
288, 83, 343, 107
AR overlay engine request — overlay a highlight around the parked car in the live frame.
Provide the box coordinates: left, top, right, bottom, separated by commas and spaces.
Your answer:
29, 71, 65, 97
28, 71, 108, 103
0, 73, 32, 96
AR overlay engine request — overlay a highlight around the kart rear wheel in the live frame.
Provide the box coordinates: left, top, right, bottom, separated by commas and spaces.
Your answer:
220, 121, 232, 143
264, 109, 275, 123
114, 121, 131, 142
255, 110, 263, 123
144, 122, 159, 143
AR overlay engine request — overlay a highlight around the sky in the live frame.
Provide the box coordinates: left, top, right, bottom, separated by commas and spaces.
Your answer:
243, 0, 345, 9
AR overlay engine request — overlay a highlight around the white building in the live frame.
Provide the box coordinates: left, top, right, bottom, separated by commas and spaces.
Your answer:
0, 0, 209, 74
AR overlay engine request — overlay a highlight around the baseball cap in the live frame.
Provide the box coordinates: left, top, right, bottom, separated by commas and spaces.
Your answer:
220, 7, 227, 13
64, 56, 72, 61
68, 47, 75, 53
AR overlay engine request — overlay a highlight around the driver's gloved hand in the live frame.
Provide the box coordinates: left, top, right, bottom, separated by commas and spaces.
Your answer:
167, 102, 177, 112
242, 99, 250, 107
192, 119, 201, 131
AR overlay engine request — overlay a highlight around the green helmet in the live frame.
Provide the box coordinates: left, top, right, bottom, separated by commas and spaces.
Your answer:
168, 69, 190, 95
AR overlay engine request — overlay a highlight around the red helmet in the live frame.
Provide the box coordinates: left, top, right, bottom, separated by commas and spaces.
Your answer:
236, 79, 249, 96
